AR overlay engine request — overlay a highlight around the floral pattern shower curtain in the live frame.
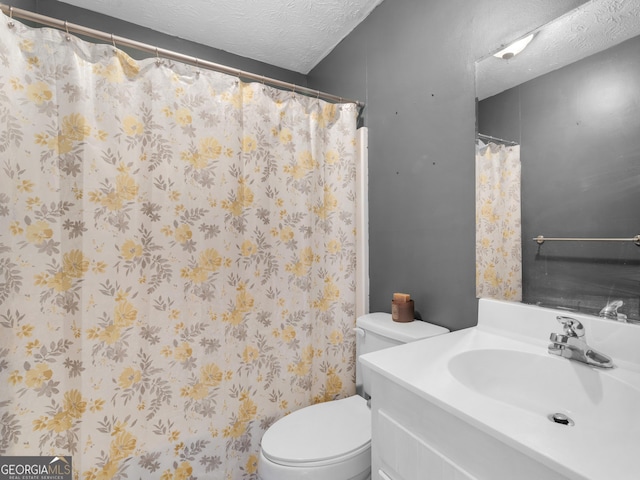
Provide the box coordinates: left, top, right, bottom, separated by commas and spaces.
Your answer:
0, 13, 361, 479
475, 141, 522, 301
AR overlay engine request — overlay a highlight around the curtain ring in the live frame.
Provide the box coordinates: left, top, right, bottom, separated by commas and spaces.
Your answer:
110, 33, 116, 48
64, 20, 71, 41
7, 6, 15, 28
194, 58, 200, 77
155, 47, 161, 66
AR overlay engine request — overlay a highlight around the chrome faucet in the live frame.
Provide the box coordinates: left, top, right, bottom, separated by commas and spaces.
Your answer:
599, 300, 627, 322
548, 316, 614, 368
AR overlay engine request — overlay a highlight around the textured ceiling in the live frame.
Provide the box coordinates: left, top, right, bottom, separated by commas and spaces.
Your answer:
477, 0, 640, 100
59, 0, 384, 74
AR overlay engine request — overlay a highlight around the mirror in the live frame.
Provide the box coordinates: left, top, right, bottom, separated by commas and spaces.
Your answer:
475, 0, 640, 322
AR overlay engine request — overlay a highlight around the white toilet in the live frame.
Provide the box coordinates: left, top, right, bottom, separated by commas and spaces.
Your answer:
258, 312, 449, 480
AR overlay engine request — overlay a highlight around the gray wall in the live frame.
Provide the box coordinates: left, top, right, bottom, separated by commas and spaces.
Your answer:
308, 0, 587, 330
479, 34, 640, 321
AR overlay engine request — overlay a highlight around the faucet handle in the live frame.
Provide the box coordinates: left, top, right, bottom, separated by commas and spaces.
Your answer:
600, 300, 627, 321
556, 316, 585, 338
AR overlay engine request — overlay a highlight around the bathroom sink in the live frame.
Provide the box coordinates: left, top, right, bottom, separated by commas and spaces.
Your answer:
448, 348, 640, 433
360, 298, 640, 480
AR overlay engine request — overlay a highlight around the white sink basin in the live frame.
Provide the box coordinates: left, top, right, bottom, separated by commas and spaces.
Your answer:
448, 348, 640, 434
360, 298, 640, 480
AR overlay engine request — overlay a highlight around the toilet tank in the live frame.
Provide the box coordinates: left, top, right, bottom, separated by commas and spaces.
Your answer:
355, 312, 449, 398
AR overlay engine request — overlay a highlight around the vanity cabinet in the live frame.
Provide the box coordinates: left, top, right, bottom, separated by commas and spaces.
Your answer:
368, 369, 569, 480
375, 408, 477, 480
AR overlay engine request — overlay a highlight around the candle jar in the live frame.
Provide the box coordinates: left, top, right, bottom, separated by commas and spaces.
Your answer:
391, 299, 414, 322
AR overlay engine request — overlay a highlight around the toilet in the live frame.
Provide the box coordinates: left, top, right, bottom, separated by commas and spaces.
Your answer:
258, 312, 449, 480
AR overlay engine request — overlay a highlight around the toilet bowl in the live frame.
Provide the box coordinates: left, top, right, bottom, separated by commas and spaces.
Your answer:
257, 312, 449, 480
258, 395, 371, 480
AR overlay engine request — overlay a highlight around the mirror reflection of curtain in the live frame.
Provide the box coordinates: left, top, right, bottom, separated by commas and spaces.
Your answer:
0, 13, 361, 478
475, 141, 522, 301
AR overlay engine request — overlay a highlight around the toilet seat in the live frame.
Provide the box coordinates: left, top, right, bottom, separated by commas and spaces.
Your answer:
261, 395, 370, 467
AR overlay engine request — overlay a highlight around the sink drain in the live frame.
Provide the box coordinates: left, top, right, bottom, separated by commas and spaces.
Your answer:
548, 413, 574, 426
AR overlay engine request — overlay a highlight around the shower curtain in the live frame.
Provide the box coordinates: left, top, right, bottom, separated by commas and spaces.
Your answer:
0, 13, 362, 479
475, 141, 522, 301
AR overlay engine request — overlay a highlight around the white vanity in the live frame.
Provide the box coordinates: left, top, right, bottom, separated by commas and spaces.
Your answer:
360, 299, 640, 480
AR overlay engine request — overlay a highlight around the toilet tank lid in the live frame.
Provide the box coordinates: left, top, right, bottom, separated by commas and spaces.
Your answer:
356, 312, 449, 343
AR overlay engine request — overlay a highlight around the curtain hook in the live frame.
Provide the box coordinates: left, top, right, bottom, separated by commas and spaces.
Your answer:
155, 47, 161, 66
110, 33, 117, 50
64, 20, 71, 41
7, 6, 14, 28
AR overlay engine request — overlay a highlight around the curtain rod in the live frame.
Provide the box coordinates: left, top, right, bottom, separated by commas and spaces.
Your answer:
477, 133, 518, 146
0, 3, 364, 109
